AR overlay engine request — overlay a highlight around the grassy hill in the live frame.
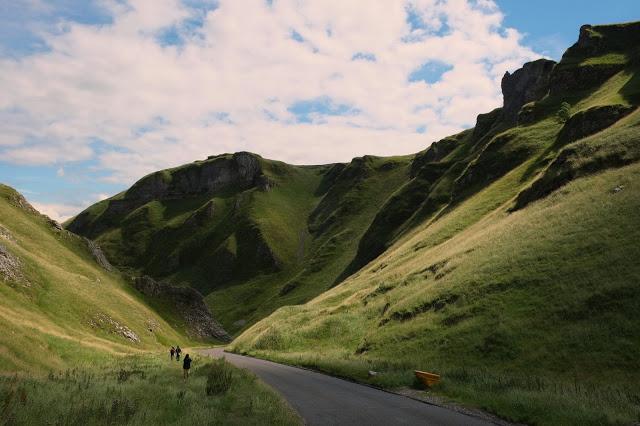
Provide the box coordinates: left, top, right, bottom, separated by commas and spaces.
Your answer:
64, 20, 640, 424
230, 21, 640, 425
67, 153, 414, 333
0, 183, 188, 371
0, 184, 300, 425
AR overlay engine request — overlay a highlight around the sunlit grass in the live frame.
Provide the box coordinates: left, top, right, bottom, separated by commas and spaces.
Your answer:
0, 354, 301, 426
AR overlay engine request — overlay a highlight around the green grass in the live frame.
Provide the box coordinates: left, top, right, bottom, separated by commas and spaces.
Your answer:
59, 21, 640, 424
205, 156, 414, 333
0, 186, 301, 425
0, 185, 190, 371
232, 160, 640, 426
231, 38, 640, 424
0, 354, 301, 426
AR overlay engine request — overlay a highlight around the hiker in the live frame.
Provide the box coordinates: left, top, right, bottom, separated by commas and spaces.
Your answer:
183, 354, 192, 380
170, 346, 175, 360
176, 345, 182, 361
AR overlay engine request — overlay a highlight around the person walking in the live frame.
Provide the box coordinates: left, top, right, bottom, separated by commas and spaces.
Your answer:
183, 354, 192, 381
176, 345, 182, 361
170, 346, 175, 360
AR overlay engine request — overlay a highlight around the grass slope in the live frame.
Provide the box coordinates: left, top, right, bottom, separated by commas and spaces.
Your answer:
69, 154, 414, 335
1, 354, 300, 426
231, 22, 640, 425
0, 184, 187, 371
0, 186, 300, 425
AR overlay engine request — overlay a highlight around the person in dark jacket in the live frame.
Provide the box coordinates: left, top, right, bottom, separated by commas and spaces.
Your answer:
176, 345, 182, 361
170, 346, 175, 360
183, 354, 192, 380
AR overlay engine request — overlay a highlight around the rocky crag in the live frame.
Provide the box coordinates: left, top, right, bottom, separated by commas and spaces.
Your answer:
133, 276, 230, 341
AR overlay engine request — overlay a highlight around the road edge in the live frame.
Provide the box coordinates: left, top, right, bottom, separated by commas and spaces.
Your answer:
207, 348, 517, 426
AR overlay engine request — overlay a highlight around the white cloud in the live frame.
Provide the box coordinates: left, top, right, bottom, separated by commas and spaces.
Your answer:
0, 0, 541, 186
30, 192, 110, 222
31, 201, 79, 222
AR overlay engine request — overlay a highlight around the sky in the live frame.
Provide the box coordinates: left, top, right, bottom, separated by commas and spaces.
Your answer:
1, 0, 639, 221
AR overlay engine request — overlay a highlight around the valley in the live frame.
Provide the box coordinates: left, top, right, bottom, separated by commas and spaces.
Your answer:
2, 18, 640, 426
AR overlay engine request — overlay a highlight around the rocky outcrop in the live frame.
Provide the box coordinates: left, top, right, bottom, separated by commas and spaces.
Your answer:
5, 188, 39, 216
89, 313, 140, 343
410, 136, 458, 177
67, 152, 268, 235
558, 104, 635, 143
512, 114, 640, 211
517, 102, 539, 125
127, 152, 262, 202
501, 59, 556, 124
0, 225, 15, 242
83, 237, 114, 272
133, 276, 231, 342
549, 23, 640, 96
473, 107, 504, 140
549, 63, 624, 96
562, 23, 640, 61
0, 244, 26, 285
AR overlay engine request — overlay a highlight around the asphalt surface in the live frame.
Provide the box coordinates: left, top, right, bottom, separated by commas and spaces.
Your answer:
201, 348, 492, 426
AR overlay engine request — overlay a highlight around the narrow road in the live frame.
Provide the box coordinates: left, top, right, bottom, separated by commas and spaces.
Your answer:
201, 348, 492, 426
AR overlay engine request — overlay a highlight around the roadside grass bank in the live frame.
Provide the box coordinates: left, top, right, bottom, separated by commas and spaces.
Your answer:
0, 353, 301, 426
229, 349, 640, 426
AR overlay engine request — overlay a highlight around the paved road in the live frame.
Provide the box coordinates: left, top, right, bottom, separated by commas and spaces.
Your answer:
201, 348, 492, 426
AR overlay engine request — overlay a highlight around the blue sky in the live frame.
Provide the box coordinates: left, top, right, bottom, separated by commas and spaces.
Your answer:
0, 0, 638, 220
497, 0, 640, 59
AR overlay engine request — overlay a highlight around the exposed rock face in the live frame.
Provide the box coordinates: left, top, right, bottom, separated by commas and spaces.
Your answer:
563, 23, 640, 60
0, 225, 15, 242
501, 59, 556, 124
0, 244, 25, 285
128, 152, 262, 201
89, 313, 140, 343
83, 238, 114, 272
48, 219, 63, 231
558, 104, 636, 143
513, 123, 640, 211
6, 190, 39, 216
473, 107, 504, 140
517, 103, 539, 125
549, 63, 624, 96
133, 276, 231, 341
68, 152, 267, 235
549, 23, 640, 96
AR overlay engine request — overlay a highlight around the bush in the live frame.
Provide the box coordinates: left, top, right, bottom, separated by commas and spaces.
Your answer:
205, 359, 233, 395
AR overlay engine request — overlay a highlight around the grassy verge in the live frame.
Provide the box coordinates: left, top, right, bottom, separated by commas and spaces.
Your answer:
0, 353, 301, 426
231, 160, 640, 425
232, 349, 640, 426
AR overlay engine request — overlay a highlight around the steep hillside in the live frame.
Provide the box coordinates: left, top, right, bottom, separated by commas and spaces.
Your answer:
68, 152, 413, 333
231, 21, 640, 425
0, 184, 301, 424
0, 184, 188, 371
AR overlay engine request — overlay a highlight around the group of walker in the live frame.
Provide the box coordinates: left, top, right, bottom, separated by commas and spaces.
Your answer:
170, 345, 192, 380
